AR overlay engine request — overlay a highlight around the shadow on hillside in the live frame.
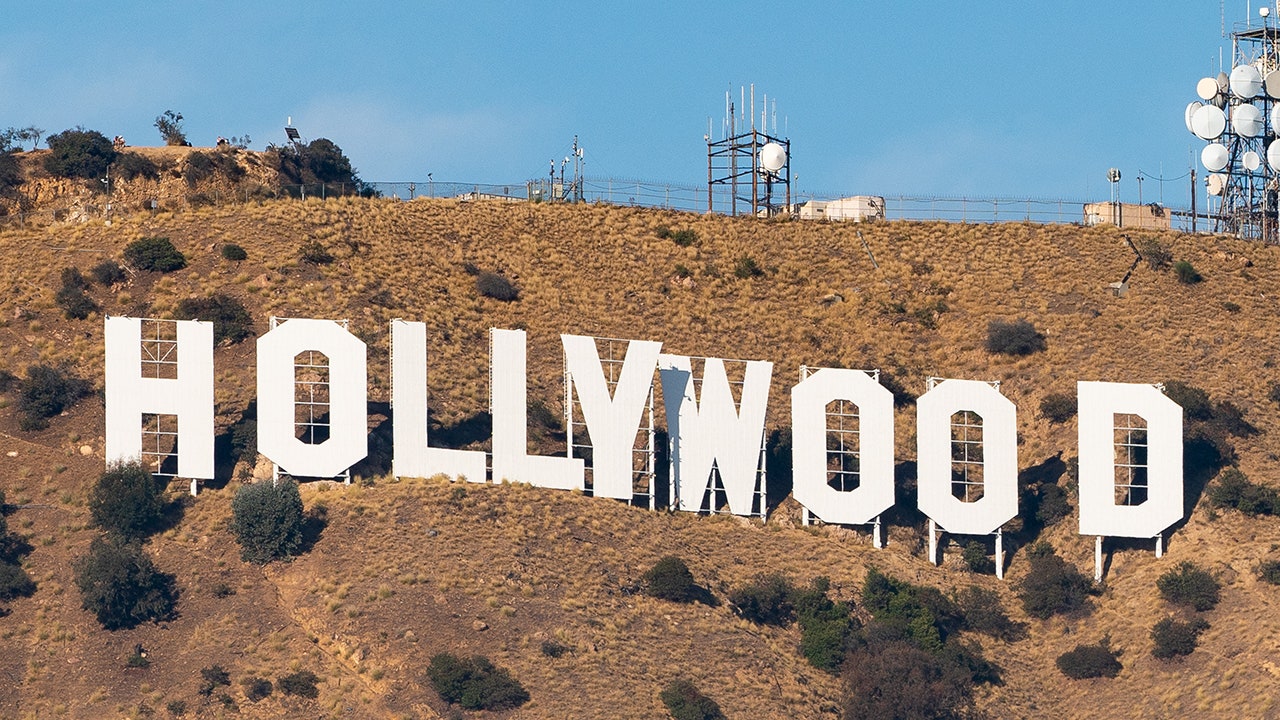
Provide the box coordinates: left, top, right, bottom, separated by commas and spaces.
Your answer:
1165, 436, 1231, 545
351, 402, 393, 480
764, 429, 793, 513
431, 410, 493, 448
299, 504, 327, 554
1004, 453, 1070, 569
212, 401, 257, 491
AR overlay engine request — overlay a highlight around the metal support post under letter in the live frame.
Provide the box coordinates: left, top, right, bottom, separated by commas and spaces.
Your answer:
995, 529, 1004, 580
802, 508, 810, 526
189, 478, 199, 497
1155, 533, 1164, 559
1094, 536, 1103, 583
928, 519, 939, 565
873, 516, 883, 549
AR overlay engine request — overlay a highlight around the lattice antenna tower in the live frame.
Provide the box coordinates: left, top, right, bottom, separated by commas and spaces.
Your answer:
1185, 4, 1280, 242
706, 84, 791, 217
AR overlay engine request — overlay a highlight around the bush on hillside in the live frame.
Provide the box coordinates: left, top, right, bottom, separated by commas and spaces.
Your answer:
1207, 467, 1278, 516
90, 260, 126, 286
277, 670, 320, 698
173, 294, 253, 344
728, 573, 794, 626
230, 480, 304, 564
659, 679, 725, 720
1055, 641, 1122, 679
220, 243, 247, 261
74, 536, 178, 630
198, 665, 231, 695
1173, 260, 1202, 284
793, 578, 855, 672
1258, 560, 1280, 585
1039, 393, 1077, 423
643, 556, 699, 603
0, 151, 21, 195
476, 271, 519, 301
0, 562, 36, 602
426, 653, 529, 711
733, 255, 764, 279
155, 110, 187, 147
985, 318, 1046, 355
841, 639, 971, 720
242, 676, 272, 702
55, 284, 97, 320
1151, 617, 1209, 659
671, 229, 698, 247
1035, 482, 1072, 526
1156, 562, 1219, 611
89, 461, 166, 540
1137, 238, 1173, 270
123, 236, 186, 272
956, 586, 1021, 640
962, 541, 995, 574
299, 240, 333, 265
113, 152, 159, 180
15, 364, 91, 431
44, 128, 117, 181
1016, 542, 1093, 619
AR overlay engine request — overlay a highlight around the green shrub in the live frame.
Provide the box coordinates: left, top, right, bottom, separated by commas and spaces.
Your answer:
199, 665, 231, 695
242, 676, 272, 702
90, 260, 126, 286
300, 240, 334, 265
1055, 641, 1122, 678
1173, 260, 1202, 284
956, 586, 1019, 640
1039, 393, 1077, 423
278, 669, 320, 698
862, 567, 964, 653
540, 640, 568, 657
659, 678, 725, 720
44, 128, 117, 181
172, 294, 253, 344
673, 264, 692, 279
670, 228, 698, 246
124, 237, 186, 272
230, 480, 304, 564
165, 699, 186, 716
793, 578, 854, 672
74, 536, 178, 630
643, 556, 698, 602
1016, 542, 1092, 619
654, 225, 673, 239
221, 243, 247, 261
1207, 467, 1277, 516
89, 461, 166, 540
1259, 560, 1280, 585
985, 318, 1046, 355
1156, 562, 1219, 611
1035, 483, 1072, 526
60, 266, 89, 290
155, 110, 187, 146
476, 271, 519, 301
1221, 300, 1241, 313
0, 562, 36, 602
841, 640, 972, 720
962, 541, 995, 574
1151, 617, 1209, 659
55, 284, 97, 320
114, 152, 159, 180
16, 364, 91, 431
733, 255, 764, 279
1137, 238, 1172, 270
728, 573, 794, 626
426, 653, 529, 711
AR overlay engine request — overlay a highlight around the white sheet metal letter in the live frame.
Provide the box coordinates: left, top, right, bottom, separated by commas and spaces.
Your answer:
104, 316, 214, 478
917, 379, 1017, 535
1078, 381, 1183, 538
562, 334, 661, 500
491, 329, 585, 490
390, 320, 487, 482
257, 319, 367, 477
791, 368, 894, 525
658, 354, 772, 516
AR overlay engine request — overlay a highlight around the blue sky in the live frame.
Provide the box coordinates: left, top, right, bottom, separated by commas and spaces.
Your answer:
0, 2, 1259, 204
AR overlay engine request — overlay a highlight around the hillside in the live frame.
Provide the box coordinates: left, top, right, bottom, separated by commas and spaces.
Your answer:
0, 197, 1279, 718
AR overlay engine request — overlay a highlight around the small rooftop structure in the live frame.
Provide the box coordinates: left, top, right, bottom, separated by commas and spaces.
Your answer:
1083, 202, 1172, 230
796, 196, 885, 222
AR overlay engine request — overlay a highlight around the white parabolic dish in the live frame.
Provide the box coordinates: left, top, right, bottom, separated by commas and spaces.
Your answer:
1191, 104, 1227, 140
760, 142, 786, 173
1269, 140, 1280, 172
1234, 103, 1264, 137
1202, 143, 1230, 172
1266, 70, 1280, 99
1186, 101, 1203, 133
1270, 103, 1280, 130
1207, 173, 1227, 196
1230, 64, 1263, 98
1197, 77, 1219, 100
1244, 150, 1262, 171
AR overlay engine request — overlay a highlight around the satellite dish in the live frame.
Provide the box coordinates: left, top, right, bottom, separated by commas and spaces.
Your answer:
1185, 101, 1203, 133
1207, 173, 1227, 196
1107, 167, 1122, 183
1265, 71, 1280, 99
1191, 104, 1227, 139
1230, 64, 1263, 98
759, 142, 786, 172
1244, 150, 1262, 171
1262, 6, 1271, 17
1217, 71, 1230, 93
1269, 140, 1280, 172
1196, 77, 1219, 100
1233, 103, 1264, 136
1202, 143, 1230, 172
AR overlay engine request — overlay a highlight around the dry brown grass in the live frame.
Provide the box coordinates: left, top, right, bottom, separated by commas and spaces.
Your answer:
1, 199, 1280, 717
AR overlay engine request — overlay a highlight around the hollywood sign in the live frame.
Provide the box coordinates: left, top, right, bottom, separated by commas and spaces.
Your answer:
103, 316, 1183, 567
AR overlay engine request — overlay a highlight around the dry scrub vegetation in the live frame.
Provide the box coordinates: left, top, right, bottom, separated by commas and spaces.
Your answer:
0, 198, 1278, 717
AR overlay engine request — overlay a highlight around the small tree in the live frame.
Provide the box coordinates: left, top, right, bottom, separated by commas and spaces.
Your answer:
426, 653, 530, 711
44, 128, 117, 181
986, 318, 1046, 355
1017, 542, 1093, 619
155, 110, 187, 146
90, 260, 126, 286
89, 461, 166, 540
74, 536, 177, 630
729, 574, 795, 626
230, 480, 304, 564
1039, 393, 1077, 423
1156, 562, 1220, 611
643, 556, 698, 602
962, 541, 995, 574
1173, 260, 1203, 284
16, 364, 91, 431
1151, 617, 1209, 659
278, 670, 320, 698
1055, 641, 1122, 678
659, 679, 725, 720
124, 237, 186, 272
